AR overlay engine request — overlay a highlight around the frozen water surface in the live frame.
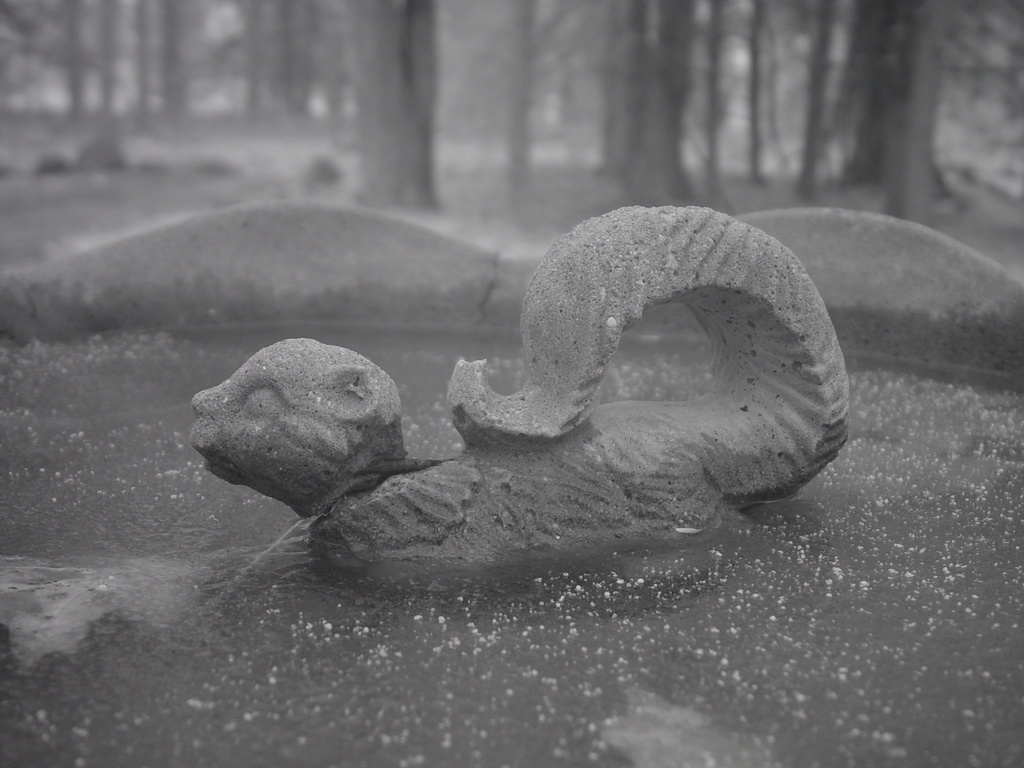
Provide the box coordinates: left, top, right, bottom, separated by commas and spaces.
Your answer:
1, 326, 1023, 768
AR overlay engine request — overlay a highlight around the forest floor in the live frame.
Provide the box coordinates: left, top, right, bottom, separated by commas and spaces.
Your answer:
1, 116, 1023, 282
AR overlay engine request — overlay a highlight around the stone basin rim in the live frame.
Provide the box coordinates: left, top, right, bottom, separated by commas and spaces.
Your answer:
0, 201, 1021, 376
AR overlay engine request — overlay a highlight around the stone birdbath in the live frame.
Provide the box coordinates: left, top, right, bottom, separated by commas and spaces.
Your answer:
1, 202, 1023, 768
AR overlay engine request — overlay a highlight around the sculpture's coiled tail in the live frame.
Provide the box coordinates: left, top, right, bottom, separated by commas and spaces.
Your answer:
448, 206, 849, 504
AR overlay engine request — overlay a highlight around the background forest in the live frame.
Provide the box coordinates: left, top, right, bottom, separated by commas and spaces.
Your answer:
0, 0, 1022, 275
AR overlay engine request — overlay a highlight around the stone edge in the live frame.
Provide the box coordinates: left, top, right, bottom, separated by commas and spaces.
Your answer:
1, 202, 1022, 376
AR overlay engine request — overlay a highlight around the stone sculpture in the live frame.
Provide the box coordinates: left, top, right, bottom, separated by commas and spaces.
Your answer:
191, 206, 850, 564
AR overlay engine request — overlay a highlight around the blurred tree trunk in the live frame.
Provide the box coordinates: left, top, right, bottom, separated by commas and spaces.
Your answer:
320, 0, 351, 119
747, 0, 766, 185
319, 1, 348, 118
135, 0, 153, 129
64, 0, 85, 124
796, 0, 838, 200
599, 0, 642, 178
704, 0, 726, 199
884, 0, 951, 221
762, 6, 791, 174
839, 0, 897, 185
296, 0, 319, 114
508, 0, 536, 205
98, 0, 120, 118
618, 0, 698, 203
351, 0, 438, 209
244, 0, 268, 118
160, 0, 188, 117
274, 0, 316, 116
273, 1, 295, 112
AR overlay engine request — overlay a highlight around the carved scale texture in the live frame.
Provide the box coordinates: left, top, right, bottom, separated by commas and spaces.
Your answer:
311, 443, 728, 563
448, 206, 850, 503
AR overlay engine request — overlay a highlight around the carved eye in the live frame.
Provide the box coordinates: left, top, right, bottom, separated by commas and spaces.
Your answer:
329, 365, 373, 412
242, 386, 283, 417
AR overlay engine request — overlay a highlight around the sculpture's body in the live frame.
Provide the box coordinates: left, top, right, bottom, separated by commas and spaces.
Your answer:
191, 206, 849, 564
310, 404, 732, 563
